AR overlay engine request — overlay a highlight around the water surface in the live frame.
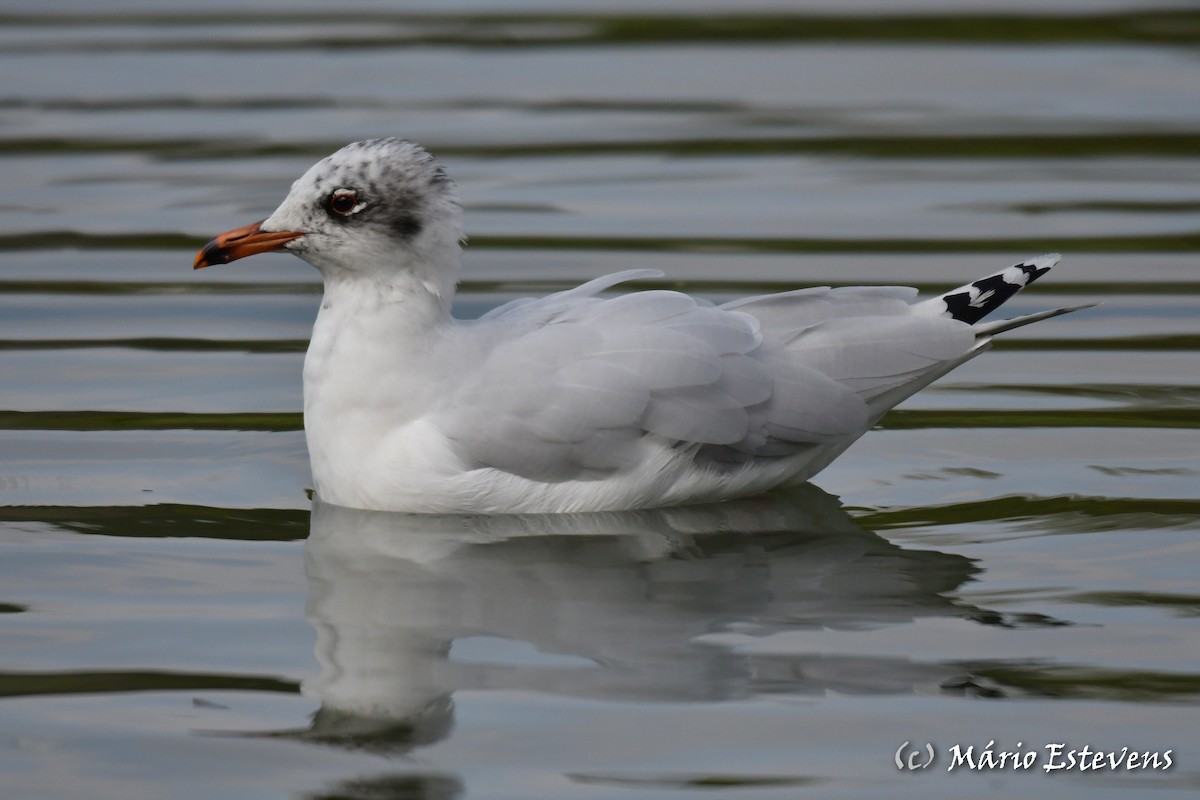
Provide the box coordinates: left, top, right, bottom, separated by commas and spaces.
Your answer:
1, 2, 1198, 798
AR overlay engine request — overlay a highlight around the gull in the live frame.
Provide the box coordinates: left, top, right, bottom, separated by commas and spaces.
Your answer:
195, 138, 1087, 514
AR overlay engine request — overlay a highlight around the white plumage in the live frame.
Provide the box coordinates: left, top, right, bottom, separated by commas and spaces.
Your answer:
194, 139, 1086, 514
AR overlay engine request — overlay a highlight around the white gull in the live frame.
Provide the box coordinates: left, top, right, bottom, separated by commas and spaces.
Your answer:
195, 138, 1087, 514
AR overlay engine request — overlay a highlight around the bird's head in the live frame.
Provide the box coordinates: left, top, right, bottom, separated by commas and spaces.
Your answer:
195, 138, 463, 293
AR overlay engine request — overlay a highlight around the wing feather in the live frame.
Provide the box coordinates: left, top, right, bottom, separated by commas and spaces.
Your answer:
442, 273, 979, 481
643, 383, 749, 445
786, 316, 975, 395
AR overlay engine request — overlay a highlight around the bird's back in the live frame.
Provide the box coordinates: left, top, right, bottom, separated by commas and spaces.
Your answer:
433, 259, 1054, 503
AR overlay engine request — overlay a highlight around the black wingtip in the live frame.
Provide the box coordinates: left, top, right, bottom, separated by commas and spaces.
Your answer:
938, 256, 1059, 325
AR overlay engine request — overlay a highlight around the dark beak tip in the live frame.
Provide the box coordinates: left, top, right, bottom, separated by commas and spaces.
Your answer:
193, 240, 224, 269
192, 221, 301, 271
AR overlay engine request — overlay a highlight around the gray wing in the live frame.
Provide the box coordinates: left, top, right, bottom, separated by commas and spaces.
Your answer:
439, 275, 975, 481
728, 286, 977, 404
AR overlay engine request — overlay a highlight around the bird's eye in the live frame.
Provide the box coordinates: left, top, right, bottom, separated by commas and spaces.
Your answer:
327, 189, 360, 217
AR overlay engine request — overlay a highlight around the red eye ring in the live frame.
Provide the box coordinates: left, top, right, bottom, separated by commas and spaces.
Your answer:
328, 189, 359, 216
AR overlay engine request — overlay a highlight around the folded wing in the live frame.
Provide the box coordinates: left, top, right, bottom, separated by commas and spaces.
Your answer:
440, 274, 978, 480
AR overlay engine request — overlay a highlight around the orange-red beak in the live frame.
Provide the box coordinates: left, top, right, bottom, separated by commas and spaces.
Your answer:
193, 220, 304, 269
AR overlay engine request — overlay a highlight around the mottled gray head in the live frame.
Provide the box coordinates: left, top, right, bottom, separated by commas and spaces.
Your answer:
260, 138, 463, 282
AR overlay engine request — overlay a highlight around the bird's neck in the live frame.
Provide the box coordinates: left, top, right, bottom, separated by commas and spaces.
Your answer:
314, 234, 461, 320
302, 270, 459, 495
321, 269, 454, 324
309, 267, 457, 378
306, 241, 463, 397
300, 222, 467, 439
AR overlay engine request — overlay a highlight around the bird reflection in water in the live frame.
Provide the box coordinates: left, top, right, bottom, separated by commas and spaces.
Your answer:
279, 484, 984, 756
